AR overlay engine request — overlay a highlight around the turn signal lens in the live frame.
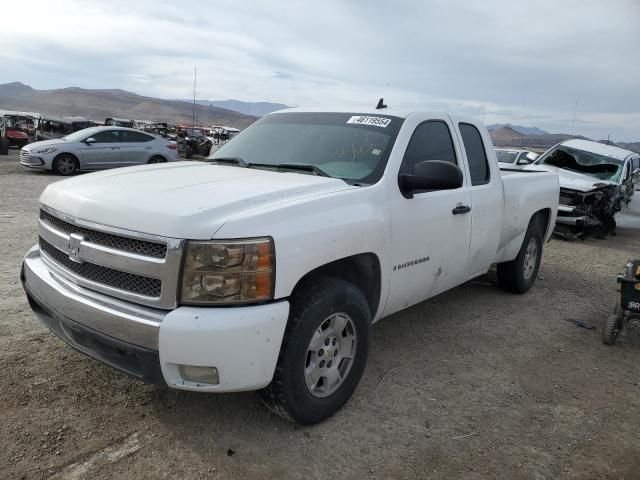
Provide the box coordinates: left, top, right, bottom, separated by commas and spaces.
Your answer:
180, 238, 274, 305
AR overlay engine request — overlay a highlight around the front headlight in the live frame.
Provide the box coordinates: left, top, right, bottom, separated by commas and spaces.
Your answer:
33, 147, 58, 155
180, 238, 274, 305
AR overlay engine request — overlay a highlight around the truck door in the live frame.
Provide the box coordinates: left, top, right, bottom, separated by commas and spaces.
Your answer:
455, 122, 502, 279
383, 117, 472, 317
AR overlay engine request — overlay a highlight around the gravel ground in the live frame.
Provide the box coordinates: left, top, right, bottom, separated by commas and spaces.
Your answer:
1, 150, 639, 480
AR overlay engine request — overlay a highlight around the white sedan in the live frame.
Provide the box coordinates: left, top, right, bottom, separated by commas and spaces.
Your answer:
495, 148, 539, 169
19, 126, 180, 175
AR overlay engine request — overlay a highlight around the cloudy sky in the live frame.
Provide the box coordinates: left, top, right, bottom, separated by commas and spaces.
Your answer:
2, 0, 639, 140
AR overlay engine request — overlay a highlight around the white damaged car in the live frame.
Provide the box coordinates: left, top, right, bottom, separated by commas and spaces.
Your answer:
527, 139, 640, 238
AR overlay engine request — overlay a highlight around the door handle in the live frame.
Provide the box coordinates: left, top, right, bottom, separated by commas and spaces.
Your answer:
111, 146, 120, 150
452, 204, 471, 215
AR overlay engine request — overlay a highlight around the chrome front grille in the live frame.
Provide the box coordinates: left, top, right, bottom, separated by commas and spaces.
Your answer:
40, 210, 167, 258
37, 206, 184, 308
40, 237, 162, 297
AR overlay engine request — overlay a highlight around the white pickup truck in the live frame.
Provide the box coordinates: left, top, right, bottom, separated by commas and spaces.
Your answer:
21, 108, 559, 424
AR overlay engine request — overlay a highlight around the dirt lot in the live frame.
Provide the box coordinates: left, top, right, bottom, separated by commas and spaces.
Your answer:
1, 150, 639, 480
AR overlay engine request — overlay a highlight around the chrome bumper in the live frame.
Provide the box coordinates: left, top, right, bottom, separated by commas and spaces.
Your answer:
22, 245, 166, 350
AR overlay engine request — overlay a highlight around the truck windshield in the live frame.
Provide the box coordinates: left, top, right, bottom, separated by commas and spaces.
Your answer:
208, 112, 404, 184
537, 145, 623, 182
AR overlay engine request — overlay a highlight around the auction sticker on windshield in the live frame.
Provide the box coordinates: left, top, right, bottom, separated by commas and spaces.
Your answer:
347, 116, 391, 128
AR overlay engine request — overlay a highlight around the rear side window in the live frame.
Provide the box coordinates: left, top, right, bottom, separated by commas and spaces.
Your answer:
459, 123, 490, 185
400, 120, 457, 174
122, 131, 154, 142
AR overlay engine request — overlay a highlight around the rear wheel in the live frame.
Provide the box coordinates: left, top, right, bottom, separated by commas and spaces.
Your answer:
52, 154, 79, 176
497, 221, 543, 293
261, 277, 371, 425
147, 156, 166, 164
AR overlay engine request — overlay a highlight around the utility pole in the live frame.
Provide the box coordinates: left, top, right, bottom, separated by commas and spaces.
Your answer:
192, 67, 197, 128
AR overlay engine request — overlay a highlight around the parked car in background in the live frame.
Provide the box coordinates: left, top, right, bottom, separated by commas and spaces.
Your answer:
105, 117, 135, 128
21, 108, 558, 424
1, 111, 37, 148
526, 139, 640, 238
36, 115, 93, 141
495, 148, 539, 169
19, 126, 180, 175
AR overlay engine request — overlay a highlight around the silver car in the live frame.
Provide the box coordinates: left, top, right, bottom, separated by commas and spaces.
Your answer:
19, 126, 180, 175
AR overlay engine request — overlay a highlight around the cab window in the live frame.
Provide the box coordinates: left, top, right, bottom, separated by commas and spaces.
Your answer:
399, 120, 457, 175
459, 123, 490, 185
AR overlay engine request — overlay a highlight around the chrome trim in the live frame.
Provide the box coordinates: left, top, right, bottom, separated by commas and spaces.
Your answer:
23, 246, 164, 349
39, 204, 184, 309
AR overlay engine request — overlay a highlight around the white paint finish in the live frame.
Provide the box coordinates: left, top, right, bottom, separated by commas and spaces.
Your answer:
214, 185, 391, 320
30, 108, 561, 393
383, 112, 472, 316
455, 121, 504, 278
561, 139, 636, 162
40, 161, 352, 239
159, 301, 290, 392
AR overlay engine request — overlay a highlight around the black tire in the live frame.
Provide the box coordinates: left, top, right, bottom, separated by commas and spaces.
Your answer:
147, 156, 166, 164
0, 138, 9, 155
497, 220, 543, 294
602, 310, 623, 345
261, 277, 371, 425
52, 154, 79, 176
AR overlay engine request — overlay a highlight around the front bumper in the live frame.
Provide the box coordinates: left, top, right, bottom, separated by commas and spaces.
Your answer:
555, 205, 600, 228
21, 246, 290, 392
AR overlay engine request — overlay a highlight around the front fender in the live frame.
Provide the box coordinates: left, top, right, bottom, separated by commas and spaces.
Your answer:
213, 185, 391, 320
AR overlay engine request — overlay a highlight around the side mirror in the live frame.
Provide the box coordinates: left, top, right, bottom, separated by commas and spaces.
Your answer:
399, 160, 463, 198
84, 137, 96, 144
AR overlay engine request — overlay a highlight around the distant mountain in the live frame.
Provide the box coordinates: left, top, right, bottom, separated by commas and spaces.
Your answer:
0, 82, 256, 128
487, 123, 548, 136
178, 99, 289, 117
489, 126, 588, 150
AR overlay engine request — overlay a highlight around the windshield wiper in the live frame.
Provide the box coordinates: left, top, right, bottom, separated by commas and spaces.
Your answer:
247, 163, 330, 177
207, 157, 248, 167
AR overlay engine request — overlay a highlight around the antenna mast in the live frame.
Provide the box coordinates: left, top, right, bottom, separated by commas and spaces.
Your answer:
192, 67, 197, 128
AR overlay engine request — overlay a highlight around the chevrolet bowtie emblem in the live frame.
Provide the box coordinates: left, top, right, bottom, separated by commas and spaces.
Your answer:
68, 233, 84, 263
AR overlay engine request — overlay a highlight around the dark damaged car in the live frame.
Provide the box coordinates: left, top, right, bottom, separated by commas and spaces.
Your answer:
526, 139, 639, 238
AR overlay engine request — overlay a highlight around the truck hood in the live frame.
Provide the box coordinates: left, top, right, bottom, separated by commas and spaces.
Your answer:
526, 163, 616, 192
40, 162, 353, 239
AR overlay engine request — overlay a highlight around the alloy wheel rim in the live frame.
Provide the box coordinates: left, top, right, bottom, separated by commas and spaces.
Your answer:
523, 237, 538, 280
304, 312, 357, 398
58, 157, 75, 174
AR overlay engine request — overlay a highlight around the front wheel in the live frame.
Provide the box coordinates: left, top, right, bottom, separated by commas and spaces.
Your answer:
497, 221, 543, 293
262, 277, 371, 425
52, 154, 79, 176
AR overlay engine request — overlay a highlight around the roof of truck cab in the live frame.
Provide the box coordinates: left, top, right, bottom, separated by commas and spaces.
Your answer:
270, 106, 439, 119
561, 139, 637, 161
